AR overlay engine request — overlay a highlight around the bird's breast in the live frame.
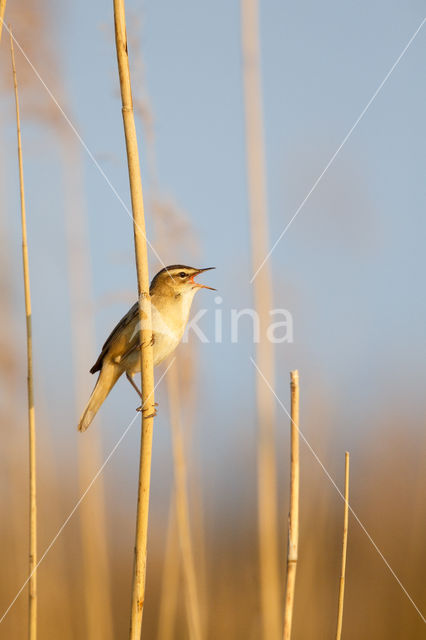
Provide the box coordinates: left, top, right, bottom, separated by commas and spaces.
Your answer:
151, 291, 196, 365
124, 291, 196, 373
152, 331, 182, 366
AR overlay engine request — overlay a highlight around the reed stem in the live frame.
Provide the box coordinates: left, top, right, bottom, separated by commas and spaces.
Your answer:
10, 29, 38, 640
0, 0, 7, 43
113, 1, 156, 636
335, 452, 350, 640
283, 370, 300, 640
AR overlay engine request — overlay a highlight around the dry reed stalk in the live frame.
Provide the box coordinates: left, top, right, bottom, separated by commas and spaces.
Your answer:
10, 29, 38, 640
0, 0, 7, 43
240, 1, 281, 637
283, 371, 300, 640
113, 1, 156, 636
62, 139, 114, 640
166, 362, 203, 640
157, 496, 180, 640
335, 451, 350, 640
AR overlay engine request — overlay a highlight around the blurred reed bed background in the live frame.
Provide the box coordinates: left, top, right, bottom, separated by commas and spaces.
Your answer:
1, 371, 426, 638
1, 0, 426, 638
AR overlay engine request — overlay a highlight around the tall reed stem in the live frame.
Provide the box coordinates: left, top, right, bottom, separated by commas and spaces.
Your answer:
113, 1, 156, 637
240, 1, 281, 637
283, 370, 300, 640
10, 30, 37, 640
335, 452, 350, 640
0, 0, 7, 43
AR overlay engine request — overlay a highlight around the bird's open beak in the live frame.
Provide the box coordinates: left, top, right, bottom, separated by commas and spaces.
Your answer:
191, 267, 216, 290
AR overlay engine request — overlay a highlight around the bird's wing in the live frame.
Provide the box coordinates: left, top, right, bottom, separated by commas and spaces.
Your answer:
90, 302, 141, 373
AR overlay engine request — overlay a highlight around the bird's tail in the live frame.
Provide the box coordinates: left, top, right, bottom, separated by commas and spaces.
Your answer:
78, 362, 122, 432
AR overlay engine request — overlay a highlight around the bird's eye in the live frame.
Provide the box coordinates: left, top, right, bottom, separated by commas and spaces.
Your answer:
179, 272, 186, 278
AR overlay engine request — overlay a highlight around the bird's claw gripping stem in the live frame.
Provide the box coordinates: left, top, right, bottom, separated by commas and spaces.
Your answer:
136, 402, 158, 419
141, 334, 155, 348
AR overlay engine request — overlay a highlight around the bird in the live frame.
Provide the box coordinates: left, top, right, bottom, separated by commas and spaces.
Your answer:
78, 265, 215, 432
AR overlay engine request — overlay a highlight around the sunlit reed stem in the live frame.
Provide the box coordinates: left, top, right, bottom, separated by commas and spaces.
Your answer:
335, 452, 350, 640
240, 1, 281, 637
0, 0, 7, 43
10, 29, 37, 640
113, 1, 156, 637
283, 370, 300, 640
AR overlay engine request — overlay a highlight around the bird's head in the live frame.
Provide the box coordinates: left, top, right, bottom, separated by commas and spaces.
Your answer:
150, 265, 216, 297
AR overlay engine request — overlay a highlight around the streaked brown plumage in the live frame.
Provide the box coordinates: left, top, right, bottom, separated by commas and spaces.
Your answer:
78, 265, 215, 431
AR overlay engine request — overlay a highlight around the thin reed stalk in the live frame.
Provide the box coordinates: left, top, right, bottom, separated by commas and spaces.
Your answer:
0, 0, 7, 43
10, 30, 37, 640
240, 1, 281, 637
113, 1, 156, 637
166, 362, 203, 640
283, 371, 300, 640
335, 451, 350, 640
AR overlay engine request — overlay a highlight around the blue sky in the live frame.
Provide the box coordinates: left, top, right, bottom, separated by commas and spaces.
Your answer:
1, 1, 426, 501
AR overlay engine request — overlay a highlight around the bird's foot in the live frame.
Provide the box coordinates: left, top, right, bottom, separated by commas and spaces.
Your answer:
136, 402, 158, 418
141, 335, 155, 348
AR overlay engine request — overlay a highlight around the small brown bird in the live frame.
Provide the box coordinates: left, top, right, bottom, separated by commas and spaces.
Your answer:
78, 265, 215, 432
